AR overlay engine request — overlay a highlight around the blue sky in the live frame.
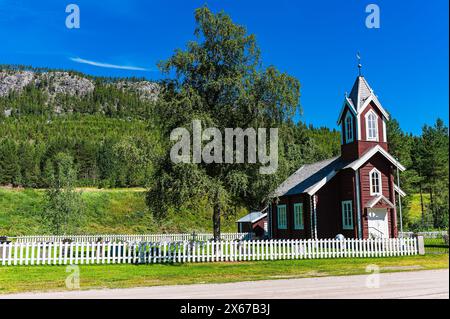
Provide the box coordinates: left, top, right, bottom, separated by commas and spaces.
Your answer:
0, 0, 448, 134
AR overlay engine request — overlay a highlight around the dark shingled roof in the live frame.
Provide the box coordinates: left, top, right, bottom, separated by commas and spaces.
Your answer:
273, 156, 348, 197
349, 76, 372, 110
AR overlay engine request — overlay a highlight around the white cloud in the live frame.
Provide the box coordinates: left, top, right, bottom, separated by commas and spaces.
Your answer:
70, 57, 150, 71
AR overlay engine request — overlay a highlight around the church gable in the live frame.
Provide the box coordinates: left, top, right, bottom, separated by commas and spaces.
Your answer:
358, 152, 392, 201
366, 195, 395, 209
359, 101, 387, 143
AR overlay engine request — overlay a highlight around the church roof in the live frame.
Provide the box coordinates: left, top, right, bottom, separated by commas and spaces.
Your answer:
349, 76, 373, 110
272, 157, 348, 197
271, 146, 405, 198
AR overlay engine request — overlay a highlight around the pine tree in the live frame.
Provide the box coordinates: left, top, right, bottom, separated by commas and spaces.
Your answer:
0, 139, 21, 186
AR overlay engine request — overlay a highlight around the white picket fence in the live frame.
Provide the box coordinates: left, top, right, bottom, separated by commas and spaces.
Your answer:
9, 232, 252, 243
399, 231, 448, 239
0, 237, 419, 266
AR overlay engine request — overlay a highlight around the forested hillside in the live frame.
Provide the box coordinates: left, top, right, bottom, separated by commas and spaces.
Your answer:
0, 115, 163, 188
0, 65, 342, 189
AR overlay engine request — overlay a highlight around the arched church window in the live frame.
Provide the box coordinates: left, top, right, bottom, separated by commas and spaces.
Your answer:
345, 113, 354, 143
370, 168, 382, 195
366, 110, 378, 141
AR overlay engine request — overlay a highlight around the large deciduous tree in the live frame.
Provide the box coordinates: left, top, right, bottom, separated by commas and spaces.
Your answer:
147, 7, 300, 240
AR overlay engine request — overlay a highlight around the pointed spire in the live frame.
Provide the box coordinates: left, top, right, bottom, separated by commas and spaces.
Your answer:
349, 76, 372, 109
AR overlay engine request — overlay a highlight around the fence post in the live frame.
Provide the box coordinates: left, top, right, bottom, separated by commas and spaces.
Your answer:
416, 235, 425, 255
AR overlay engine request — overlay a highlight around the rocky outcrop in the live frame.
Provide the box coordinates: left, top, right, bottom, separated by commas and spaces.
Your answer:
115, 81, 160, 101
36, 72, 95, 97
0, 71, 34, 97
0, 68, 159, 116
0, 70, 96, 98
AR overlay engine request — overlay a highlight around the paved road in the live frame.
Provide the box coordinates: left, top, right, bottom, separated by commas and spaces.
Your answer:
2, 269, 448, 299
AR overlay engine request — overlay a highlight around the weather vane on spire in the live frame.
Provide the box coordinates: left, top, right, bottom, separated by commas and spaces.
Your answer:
357, 52, 362, 76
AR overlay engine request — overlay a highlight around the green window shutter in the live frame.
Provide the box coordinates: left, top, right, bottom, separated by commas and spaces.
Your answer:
293, 203, 304, 230
342, 201, 353, 230
277, 205, 287, 230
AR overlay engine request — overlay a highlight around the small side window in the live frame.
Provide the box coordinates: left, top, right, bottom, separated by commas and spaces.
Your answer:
345, 113, 354, 143
366, 110, 379, 141
293, 203, 304, 230
277, 205, 287, 230
370, 168, 382, 195
342, 200, 353, 230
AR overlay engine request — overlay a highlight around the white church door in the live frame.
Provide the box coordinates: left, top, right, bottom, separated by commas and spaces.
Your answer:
368, 209, 390, 238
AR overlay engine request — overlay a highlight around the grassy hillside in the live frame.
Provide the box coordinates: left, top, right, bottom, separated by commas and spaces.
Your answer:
0, 188, 246, 236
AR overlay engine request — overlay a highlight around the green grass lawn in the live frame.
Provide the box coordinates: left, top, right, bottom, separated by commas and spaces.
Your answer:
425, 237, 449, 254
0, 254, 447, 295
0, 188, 246, 236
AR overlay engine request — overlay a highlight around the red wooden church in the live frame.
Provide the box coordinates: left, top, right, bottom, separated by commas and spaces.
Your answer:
268, 72, 406, 240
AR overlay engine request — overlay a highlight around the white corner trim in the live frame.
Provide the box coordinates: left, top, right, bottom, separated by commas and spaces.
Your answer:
344, 145, 406, 171
394, 184, 406, 197
383, 119, 387, 143
357, 113, 361, 140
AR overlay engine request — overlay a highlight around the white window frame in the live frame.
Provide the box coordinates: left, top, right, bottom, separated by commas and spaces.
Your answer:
365, 110, 379, 141
369, 168, 382, 196
345, 113, 354, 143
341, 200, 354, 230
277, 205, 287, 230
293, 203, 304, 230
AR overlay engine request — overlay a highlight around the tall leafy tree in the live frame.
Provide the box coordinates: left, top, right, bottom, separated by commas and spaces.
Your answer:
43, 153, 84, 235
147, 7, 300, 239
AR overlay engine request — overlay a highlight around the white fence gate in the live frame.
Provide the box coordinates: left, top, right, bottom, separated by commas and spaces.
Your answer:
0, 237, 419, 266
